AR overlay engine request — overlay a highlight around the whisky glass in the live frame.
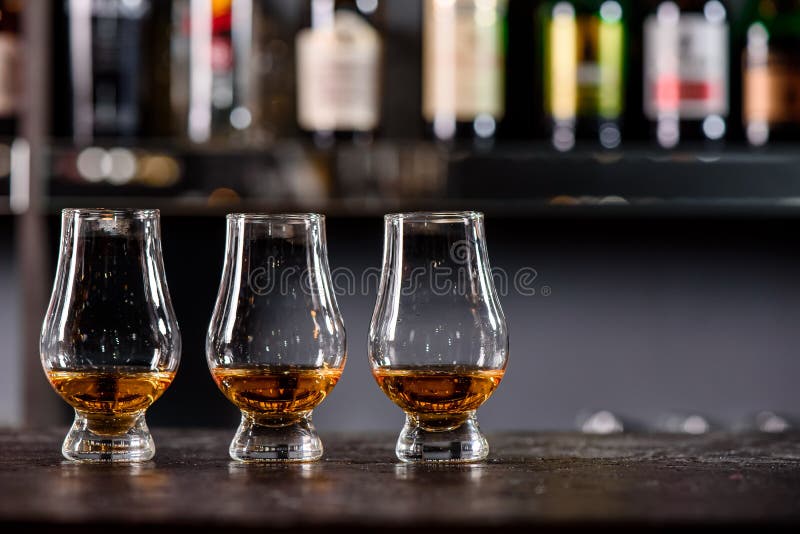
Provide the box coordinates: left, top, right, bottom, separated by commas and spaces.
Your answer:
207, 214, 346, 462
40, 209, 181, 462
370, 212, 508, 462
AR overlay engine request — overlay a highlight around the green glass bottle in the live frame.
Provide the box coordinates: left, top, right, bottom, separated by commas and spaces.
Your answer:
540, 0, 628, 151
741, 0, 800, 145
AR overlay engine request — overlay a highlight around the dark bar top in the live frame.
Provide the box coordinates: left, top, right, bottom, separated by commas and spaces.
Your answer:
0, 429, 798, 532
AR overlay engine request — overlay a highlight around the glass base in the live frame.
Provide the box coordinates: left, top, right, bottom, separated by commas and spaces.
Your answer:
229, 412, 323, 462
62, 411, 155, 462
396, 412, 488, 463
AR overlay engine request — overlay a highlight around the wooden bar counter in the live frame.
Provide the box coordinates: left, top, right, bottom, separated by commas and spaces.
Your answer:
0, 429, 798, 532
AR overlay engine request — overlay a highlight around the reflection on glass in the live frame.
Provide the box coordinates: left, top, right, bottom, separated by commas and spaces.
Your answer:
228, 461, 319, 480
394, 463, 486, 483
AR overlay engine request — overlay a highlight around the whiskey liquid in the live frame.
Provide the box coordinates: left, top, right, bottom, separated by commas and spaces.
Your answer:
211, 365, 342, 424
47, 367, 175, 435
372, 366, 504, 429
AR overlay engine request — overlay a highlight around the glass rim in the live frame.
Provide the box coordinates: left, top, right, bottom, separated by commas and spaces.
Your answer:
62, 208, 159, 219
226, 213, 325, 223
385, 211, 484, 223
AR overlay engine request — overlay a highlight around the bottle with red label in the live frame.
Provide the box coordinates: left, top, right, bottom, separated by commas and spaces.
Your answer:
742, 0, 800, 146
173, 0, 296, 144
642, 0, 730, 148
296, 0, 384, 147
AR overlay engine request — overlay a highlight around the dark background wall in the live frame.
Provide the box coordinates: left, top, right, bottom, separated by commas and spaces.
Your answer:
18, 214, 797, 432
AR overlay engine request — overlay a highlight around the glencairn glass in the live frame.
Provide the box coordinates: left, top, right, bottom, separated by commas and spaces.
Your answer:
207, 214, 346, 462
41, 209, 181, 462
369, 212, 508, 462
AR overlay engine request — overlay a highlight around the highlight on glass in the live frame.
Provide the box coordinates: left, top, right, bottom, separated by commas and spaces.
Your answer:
207, 213, 346, 462
369, 211, 508, 462
40, 209, 181, 462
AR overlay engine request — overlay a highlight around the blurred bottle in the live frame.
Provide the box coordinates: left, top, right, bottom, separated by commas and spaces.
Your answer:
173, 0, 296, 145
737, 410, 793, 433
742, 0, 800, 146
576, 409, 626, 434
656, 412, 713, 434
0, 0, 20, 137
66, 0, 171, 142
643, 1, 730, 148
540, 1, 628, 152
296, 0, 383, 147
422, 0, 508, 145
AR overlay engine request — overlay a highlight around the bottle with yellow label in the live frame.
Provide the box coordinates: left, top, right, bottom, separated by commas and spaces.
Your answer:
741, 0, 800, 146
422, 0, 509, 144
540, 0, 628, 151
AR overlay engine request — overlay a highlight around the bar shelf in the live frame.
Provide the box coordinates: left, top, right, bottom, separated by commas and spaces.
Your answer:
40, 140, 800, 217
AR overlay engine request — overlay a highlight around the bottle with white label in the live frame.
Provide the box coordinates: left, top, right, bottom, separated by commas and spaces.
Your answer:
0, 0, 20, 137
422, 0, 508, 144
741, 0, 800, 146
540, 1, 628, 152
296, 0, 383, 147
642, 0, 730, 148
